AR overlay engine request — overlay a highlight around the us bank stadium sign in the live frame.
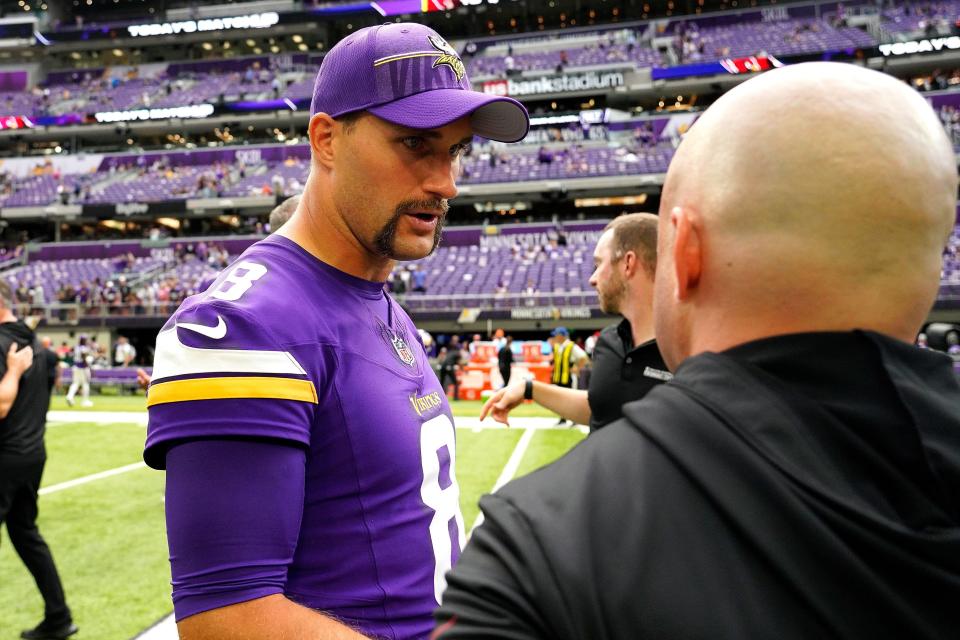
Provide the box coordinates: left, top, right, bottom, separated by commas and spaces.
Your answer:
510, 306, 593, 320
482, 71, 625, 97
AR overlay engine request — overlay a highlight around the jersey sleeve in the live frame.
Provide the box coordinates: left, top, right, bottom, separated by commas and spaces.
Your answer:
144, 297, 319, 470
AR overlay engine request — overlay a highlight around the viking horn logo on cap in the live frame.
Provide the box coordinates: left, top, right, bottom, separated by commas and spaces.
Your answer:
372, 34, 466, 82
427, 34, 465, 81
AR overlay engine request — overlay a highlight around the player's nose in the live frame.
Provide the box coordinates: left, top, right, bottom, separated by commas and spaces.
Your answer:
423, 159, 459, 202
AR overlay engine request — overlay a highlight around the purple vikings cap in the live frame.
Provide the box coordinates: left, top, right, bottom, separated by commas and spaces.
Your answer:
310, 23, 529, 143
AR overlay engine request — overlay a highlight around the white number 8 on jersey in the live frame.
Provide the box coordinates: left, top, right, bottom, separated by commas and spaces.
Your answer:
211, 261, 268, 301
420, 414, 465, 605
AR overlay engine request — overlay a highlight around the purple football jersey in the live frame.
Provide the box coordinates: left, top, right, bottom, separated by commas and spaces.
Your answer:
145, 235, 465, 639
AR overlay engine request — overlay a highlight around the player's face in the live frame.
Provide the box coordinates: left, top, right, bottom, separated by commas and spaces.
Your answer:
589, 230, 625, 315
334, 114, 473, 262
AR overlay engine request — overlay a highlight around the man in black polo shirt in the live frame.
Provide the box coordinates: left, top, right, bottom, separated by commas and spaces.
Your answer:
0, 282, 77, 639
482, 213, 669, 431
437, 63, 960, 639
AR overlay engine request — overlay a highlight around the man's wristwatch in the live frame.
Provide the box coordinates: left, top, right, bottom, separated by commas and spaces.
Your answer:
524, 379, 534, 400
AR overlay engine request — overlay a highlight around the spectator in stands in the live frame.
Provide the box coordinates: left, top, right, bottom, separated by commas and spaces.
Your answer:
15, 283, 30, 317
0, 282, 77, 640
548, 327, 588, 425
484, 214, 670, 432
436, 62, 960, 640
411, 265, 427, 293
30, 285, 44, 315
271, 173, 286, 198
389, 268, 407, 296
114, 336, 136, 367
118, 276, 132, 305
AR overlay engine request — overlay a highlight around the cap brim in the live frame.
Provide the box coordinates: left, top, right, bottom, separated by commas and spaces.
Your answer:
369, 89, 529, 143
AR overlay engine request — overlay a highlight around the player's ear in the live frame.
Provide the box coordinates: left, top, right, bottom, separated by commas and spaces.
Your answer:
671, 206, 702, 301
309, 113, 336, 169
621, 250, 638, 278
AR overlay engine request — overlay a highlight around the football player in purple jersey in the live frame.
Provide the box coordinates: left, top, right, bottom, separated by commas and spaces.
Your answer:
143, 23, 528, 640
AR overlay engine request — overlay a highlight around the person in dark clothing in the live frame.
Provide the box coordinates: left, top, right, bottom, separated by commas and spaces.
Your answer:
0, 282, 77, 640
436, 63, 960, 639
482, 214, 669, 431
497, 336, 513, 388
439, 337, 465, 401
40, 336, 60, 395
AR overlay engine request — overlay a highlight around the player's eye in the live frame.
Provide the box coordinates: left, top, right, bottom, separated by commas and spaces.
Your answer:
402, 136, 426, 151
451, 143, 472, 158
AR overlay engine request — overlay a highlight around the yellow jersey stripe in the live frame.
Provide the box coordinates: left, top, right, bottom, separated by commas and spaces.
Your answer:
147, 376, 318, 407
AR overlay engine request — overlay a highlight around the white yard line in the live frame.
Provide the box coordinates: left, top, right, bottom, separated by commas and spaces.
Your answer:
133, 613, 177, 640
468, 426, 537, 536
39, 462, 147, 496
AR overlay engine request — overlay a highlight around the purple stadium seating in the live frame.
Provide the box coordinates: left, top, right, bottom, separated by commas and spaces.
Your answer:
0, 57, 315, 119
675, 18, 875, 64
882, 1, 960, 36
399, 242, 599, 311
940, 223, 960, 301
3, 218, 959, 318
4, 255, 166, 303
468, 41, 661, 77
461, 141, 673, 183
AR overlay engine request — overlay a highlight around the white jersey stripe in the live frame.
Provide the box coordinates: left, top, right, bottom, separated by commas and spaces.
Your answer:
151, 328, 307, 381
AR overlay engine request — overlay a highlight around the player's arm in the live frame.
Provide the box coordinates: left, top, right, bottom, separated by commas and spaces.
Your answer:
165, 439, 368, 640
433, 494, 557, 639
481, 378, 590, 427
179, 594, 366, 640
0, 343, 33, 418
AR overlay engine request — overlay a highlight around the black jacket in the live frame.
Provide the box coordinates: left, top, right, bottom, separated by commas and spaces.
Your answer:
0, 320, 50, 459
435, 331, 960, 639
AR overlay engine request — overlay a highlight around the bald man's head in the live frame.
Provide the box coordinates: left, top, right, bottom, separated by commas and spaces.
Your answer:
269, 194, 301, 232
655, 62, 958, 370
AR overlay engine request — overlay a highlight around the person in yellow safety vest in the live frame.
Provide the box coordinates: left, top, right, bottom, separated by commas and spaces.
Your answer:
549, 327, 588, 425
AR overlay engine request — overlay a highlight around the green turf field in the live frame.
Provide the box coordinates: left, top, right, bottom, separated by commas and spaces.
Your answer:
1, 395, 584, 639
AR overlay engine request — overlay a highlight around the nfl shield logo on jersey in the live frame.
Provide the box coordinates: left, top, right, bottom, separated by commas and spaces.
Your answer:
391, 333, 416, 368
